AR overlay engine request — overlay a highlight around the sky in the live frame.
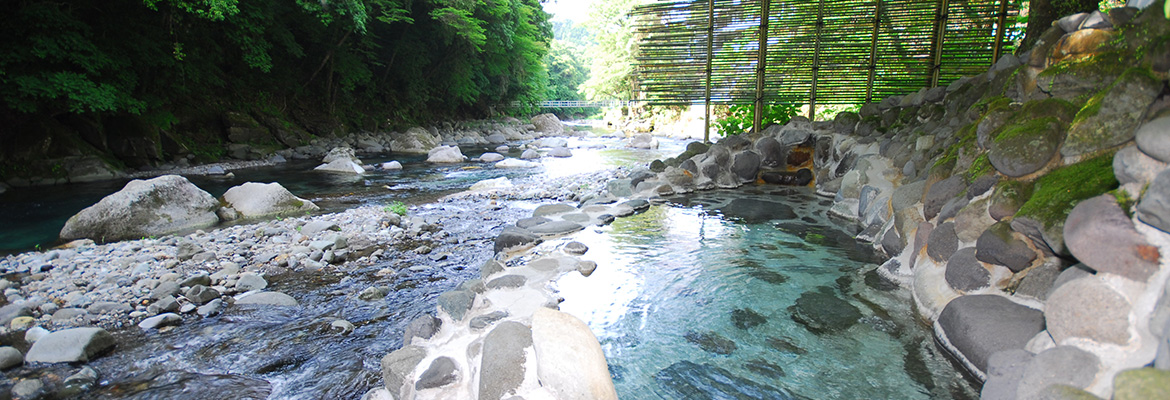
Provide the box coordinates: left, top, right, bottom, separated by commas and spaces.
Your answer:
542, 0, 596, 22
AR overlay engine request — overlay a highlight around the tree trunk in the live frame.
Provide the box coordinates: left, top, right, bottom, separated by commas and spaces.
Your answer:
1023, 0, 1099, 51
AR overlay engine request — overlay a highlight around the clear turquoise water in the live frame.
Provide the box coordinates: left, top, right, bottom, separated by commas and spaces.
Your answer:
557, 188, 979, 399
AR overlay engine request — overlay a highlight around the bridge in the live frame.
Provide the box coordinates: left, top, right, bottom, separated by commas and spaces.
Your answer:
509, 100, 635, 108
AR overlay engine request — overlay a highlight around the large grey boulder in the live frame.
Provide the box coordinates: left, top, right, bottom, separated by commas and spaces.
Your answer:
222, 182, 318, 219
531, 113, 565, 135
1114, 145, 1168, 186
1016, 346, 1100, 399
988, 119, 1063, 178
1063, 70, 1162, 158
980, 349, 1035, 400
976, 221, 1037, 273
426, 146, 466, 163
25, 327, 115, 363
322, 147, 358, 164
1065, 195, 1160, 282
1138, 169, 1170, 234
314, 158, 365, 174
936, 295, 1045, 377
381, 346, 427, 398
235, 291, 299, 306
390, 127, 440, 154
60, 175, 220, 242
1136, 116, 1170, 163
1046, 276, 1132, 345
479, 321, 533, 400
946, 247, 991, 292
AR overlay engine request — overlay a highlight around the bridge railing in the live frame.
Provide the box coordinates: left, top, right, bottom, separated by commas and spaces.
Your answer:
508, 100, 634, 108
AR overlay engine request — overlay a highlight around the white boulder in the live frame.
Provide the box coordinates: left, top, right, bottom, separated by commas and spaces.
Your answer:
222, 182, 318, 219
59, 175, 220, 242
427, 146, 466, 163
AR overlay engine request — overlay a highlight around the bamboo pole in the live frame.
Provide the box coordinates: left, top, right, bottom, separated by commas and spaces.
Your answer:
704, 0, 715, 143
753, 0, 771, 134
809, 0, 824, 120
929, 0, 950, 87
992, 0, 1009, 64
865, 0, 882, 104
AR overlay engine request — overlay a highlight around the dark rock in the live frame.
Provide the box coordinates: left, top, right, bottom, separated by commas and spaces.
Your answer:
975, 221, 1037, 273
1065, 195, 1159, 281
533, 203, 576, 217
684, 330, 738, 355
765, 336, 807, 355
731, 308, 767, 330
926, 222, 958, 262
924, 176, 967, 220
480, 259, 505, 279
529, 220, 584, 236
486, 275, 527, 289
744, 359, 786, 378
946, 247, 990, 292
1015, 258, 1064, 301
731, 151, 762, 183
403, 314, 442, 346
184, 285, 219, 305
655, 361, 797, 400
1017, 346, 1100, 399
988, 118, 1062, 178
1136, 116, 1170, 163
0, 346, 23, 370
1063, 70, 1162, 158
622, 199, 650, 212
747, 270, 789, 285
438, 290, 475, 321
1139, 169, 1170, 234
494, 226, 538, 253
479, 322, 532, 400
880, 227, 903, 256
936, 295, 1044, 375
754, 137, 786, 168
563, 241, 588, 255
968, 174, 999, 199
720, 199, 797, 223
759, 169, 813, 186
415, 356, 458, 390
789, 290, 862, 334
516, 217, 551, 229
937, 195, 969, 223
470, 311, 509, 330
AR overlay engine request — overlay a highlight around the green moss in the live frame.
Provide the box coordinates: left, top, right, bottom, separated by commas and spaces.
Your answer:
966, 153, 993, 182
1019, 98, 1080, 123
1038, 53, 1129, 79
973, 95, 1011, 114
995, 117, 1063, 143
1016, 154, 1119, 228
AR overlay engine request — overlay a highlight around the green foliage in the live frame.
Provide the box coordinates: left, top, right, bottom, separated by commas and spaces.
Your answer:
714, 103, 801, 137
384, 201, 408, 216
580, 0, 640, 100
1016, 153, 1118, 228
0, 0, 553, 145
545, 40, 589, 110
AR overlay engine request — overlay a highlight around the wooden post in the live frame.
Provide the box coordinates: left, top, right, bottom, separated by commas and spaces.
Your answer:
865, 0, 883, 104
992, 0, 1009, 65
809, 0, 824, 120
704, 0, 715, 143
753, 0, 771, 134
929, 0, 950, 88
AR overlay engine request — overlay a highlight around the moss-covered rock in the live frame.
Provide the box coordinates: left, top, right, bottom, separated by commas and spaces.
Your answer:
988, 117, 1064, 178
1113, 368, 1170, 400
1036, 53, 1130, 101
989, 180, 1034, 220
1062, 68, 1162, 158
1014, 154, 1118, 249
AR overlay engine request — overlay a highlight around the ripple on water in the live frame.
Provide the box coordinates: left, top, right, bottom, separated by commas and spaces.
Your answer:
555, 188, 980, 399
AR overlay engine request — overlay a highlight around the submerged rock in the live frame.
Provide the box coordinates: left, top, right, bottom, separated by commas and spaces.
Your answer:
789, 290, 862, 334
720, 198, 798, 223
684, 330, 738, 355
655, 360, 798, 400
731, 308, 767, 330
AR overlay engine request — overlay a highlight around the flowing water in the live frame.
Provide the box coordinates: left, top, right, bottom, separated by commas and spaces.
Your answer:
556, 188, 980, 399
0, 129, 979, 399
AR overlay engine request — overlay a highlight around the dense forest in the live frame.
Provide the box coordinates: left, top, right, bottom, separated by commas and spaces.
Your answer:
0, 0, 552, 177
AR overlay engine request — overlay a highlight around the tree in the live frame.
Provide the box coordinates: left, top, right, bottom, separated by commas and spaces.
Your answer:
1022, 0, 1100, 50
580, 0, 642, 100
